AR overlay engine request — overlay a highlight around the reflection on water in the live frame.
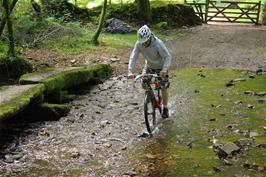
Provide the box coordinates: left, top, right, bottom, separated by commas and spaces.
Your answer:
133, 117, 188, 177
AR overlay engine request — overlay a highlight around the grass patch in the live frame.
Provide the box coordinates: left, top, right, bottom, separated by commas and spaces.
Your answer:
42, 29, 136, 54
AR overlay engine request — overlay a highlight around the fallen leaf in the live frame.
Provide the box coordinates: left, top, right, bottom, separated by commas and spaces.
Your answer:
39, 130, 50, 137
145, 153, 156, 159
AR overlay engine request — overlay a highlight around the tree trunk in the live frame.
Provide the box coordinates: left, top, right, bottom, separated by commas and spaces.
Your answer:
136, 0, 151, 22
3, 0, 15, 57
91, 0, 107, 45
0, 0, 18, 39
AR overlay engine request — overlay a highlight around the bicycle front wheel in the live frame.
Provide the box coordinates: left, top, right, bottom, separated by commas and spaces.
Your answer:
144, 91, 156, 134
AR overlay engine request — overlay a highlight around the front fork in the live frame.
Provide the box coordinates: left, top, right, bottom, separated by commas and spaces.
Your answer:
155, 89, 162, 114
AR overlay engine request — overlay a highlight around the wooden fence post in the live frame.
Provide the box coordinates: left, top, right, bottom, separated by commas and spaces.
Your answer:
205, 0, 209, 23
263, 1, 266, 25
256, 1, 261, 25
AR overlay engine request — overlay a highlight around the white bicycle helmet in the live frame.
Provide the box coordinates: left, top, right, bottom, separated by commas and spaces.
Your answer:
137, 25, 152, 44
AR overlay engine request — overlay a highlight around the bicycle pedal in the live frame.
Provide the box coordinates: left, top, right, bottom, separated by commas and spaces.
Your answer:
137, 132, 149, 138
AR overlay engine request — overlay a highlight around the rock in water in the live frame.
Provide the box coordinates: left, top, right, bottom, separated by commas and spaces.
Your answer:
216, 142, 240, 157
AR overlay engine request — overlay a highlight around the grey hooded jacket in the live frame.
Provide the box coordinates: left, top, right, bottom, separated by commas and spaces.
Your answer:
128, 36, 172, 74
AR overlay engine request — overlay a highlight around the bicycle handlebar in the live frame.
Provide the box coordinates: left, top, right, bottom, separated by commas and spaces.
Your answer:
134, 74, 160, 81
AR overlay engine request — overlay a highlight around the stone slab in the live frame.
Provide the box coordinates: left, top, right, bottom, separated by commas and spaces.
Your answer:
19, 67, 80, 84
0, 84, 45, 120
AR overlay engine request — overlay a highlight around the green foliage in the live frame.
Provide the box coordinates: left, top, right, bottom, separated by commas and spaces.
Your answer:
13, 0, 33, 18
0, 43, 8, 58
106, 3, 138, 22
40, 0, 69, 18
106, 3, 201, 26
154, 21, 168, 29
13, 16, 87, 48
40, 0, 93, 21
152, 4, 201, 27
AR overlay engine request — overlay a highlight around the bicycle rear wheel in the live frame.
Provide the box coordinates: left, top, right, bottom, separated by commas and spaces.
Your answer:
144, 91, 156, 134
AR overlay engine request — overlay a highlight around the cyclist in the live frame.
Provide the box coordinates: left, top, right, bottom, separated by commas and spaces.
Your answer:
128, 25, 172, 118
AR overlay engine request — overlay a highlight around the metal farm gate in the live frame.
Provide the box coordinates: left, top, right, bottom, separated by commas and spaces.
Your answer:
186, 0, 262, 24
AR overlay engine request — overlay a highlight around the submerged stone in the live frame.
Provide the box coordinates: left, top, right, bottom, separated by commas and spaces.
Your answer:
256, 92, 266, 97
212, 166, 222, 172
244, 91, 256, 95
4, 154, 15, 163
257, 98, 266, 103
123, 170, 137, 176
249, 75, 255, 79
217, 142, 240, 157
247, 104, 255, 109
233, 78, 246, 82
249, 131, 259, 137
225, 80, 235, 87
256, 68, 266, 75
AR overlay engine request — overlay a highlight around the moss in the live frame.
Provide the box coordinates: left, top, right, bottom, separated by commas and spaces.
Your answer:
43, 67, 95, 93
43, 64, 112, 93
0, 64, 112, 121
19, 64, 113, 93
35, 103, 71, 120
136, 68, 266, 176
93, 64, 113, 81
0, 84, 45, 121
44, 90, 70, 103
0, 56, 33, 79
19, 102, 70, 121
242, 147, 266, 167
179, 68, 264, 172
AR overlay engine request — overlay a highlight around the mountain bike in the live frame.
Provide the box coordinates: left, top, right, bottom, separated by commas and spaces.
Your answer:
135, 74, 168, 134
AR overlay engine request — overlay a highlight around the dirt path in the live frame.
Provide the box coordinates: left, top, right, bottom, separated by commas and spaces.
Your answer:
167, 24, 266, 71
1, 24, 266, 176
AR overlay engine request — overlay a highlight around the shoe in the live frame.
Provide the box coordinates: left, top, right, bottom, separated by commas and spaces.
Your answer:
162, 108, 169, 118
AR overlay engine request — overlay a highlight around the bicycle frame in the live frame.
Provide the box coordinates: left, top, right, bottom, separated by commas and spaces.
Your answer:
135, 74, 164, 134
136, 74, 162, 112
